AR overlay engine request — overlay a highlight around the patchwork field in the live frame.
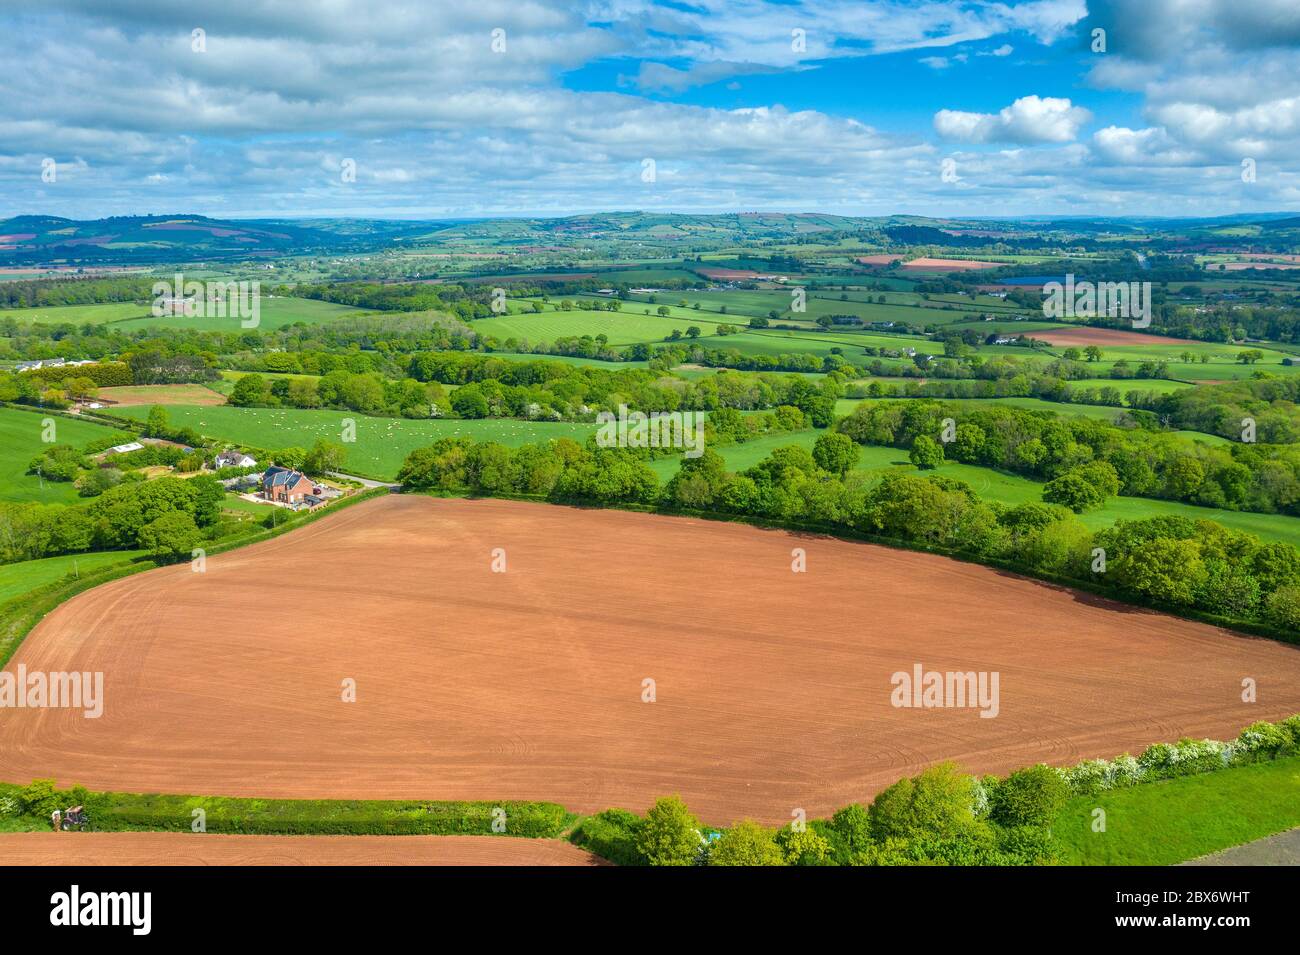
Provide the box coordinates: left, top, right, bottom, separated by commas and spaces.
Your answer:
4, 496, 1299, 825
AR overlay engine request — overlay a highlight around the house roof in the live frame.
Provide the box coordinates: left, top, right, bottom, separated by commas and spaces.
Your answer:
263, 465, 309, 487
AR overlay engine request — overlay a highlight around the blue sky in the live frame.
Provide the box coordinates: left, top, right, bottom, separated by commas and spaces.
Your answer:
2, 0, 1299, 220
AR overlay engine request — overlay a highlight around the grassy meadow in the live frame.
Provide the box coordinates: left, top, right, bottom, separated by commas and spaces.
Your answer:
0, 406, 123, 503
112, 404, 598, 480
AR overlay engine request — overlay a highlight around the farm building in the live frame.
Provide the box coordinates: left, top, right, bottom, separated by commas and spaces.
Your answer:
98, 441, 145, 458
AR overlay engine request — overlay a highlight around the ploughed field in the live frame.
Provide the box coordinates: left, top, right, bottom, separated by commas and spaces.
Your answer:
0, 832, 603, 866
3, 496, 1299, 825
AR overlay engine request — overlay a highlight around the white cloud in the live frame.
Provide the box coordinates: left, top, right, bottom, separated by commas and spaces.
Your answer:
934, 96, 1091, 144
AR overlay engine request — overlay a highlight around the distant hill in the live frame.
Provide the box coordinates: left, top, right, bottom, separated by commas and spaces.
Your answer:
0, 214, 427, 265
3, 210, 1298, 264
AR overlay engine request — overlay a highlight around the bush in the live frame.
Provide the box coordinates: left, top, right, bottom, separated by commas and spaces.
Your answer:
708, 820, 785, 866
988, 765, 1070, 828
635, 795, 702, 866
1063, 759, 1112, 796
868, 762, 979, 842
569, 808, 646, 866
776, 825, 832, 866
1231, 721, 1292, 765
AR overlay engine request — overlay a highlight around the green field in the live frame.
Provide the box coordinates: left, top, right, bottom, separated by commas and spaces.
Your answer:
0, 550, 146, 603
835, 395, 1131, 423
0, 301, 151, 325
474, 307, 727, 347
112, 296, 368, 332
0, 296, 366, 332
0, 406, 122, 503
1054, 757, 1300, 865
113, 404, 598, 480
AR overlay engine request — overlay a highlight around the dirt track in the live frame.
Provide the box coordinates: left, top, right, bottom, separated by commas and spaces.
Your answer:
3, 496, 1299, 825
0, 832, 603, 866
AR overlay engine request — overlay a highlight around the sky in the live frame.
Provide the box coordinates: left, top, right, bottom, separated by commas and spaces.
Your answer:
2, 0, 1300, 221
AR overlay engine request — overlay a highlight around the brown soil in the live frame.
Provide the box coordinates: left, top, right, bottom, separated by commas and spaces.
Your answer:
3, 497, 1298, 825
1030, 326, 1191, 348
0, 832, 604, 866
95, 385, 227, 407
901, 257, 1002, 270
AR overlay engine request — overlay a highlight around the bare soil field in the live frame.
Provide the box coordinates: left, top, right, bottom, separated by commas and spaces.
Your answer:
95, 384, 226, 407
902, 257, 1002, 270
2, 496, 1299, 825
0, 832, 603, 866
1031, 326, 1193, 348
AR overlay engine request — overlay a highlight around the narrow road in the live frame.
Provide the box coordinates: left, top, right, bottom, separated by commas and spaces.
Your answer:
326, 471, 400, 490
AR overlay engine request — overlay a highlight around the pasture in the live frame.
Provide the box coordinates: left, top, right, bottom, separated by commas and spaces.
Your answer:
112, 404, 597, 479
0, 295, 366, 332
0, 550, 145, 604
0, 406, 122, 504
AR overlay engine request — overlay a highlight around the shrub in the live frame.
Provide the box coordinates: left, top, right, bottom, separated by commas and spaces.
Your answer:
1106, 754, 1145, 788
1263, 584, 1300, 631
868, 762, 979, 842
988, 765, 1070, 828
776, 825, 832, 866
1062, 759, 1111, 796
1231, 721, 1292, 765
827, 803, 872, 863
569, 808, 646, 866
708, 820, 785, 866
635, 795, 702, 866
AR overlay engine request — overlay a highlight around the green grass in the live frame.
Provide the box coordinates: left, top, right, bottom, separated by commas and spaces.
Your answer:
0, 550, 145, 603
112, 404, 598, 480
0, 296, 367, 332
111, 296, 368, 332
474, 307, 724, 346
1054, 757, 1300, 865
0, 407, 124, 503
0, 302, 151, 325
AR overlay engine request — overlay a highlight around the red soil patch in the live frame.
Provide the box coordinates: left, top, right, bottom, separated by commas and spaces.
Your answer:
95, 384, 226, 407
696, 267, 764, 280
1030, 326, 1189, 348
856, 255, 902, 266
902, 257, 1001, 271
3, 497, 1298, 825
0, 832, 603, 866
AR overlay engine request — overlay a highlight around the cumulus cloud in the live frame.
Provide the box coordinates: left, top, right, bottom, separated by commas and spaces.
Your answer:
934, 96, 1092, 144
0, 0, 1297, 217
